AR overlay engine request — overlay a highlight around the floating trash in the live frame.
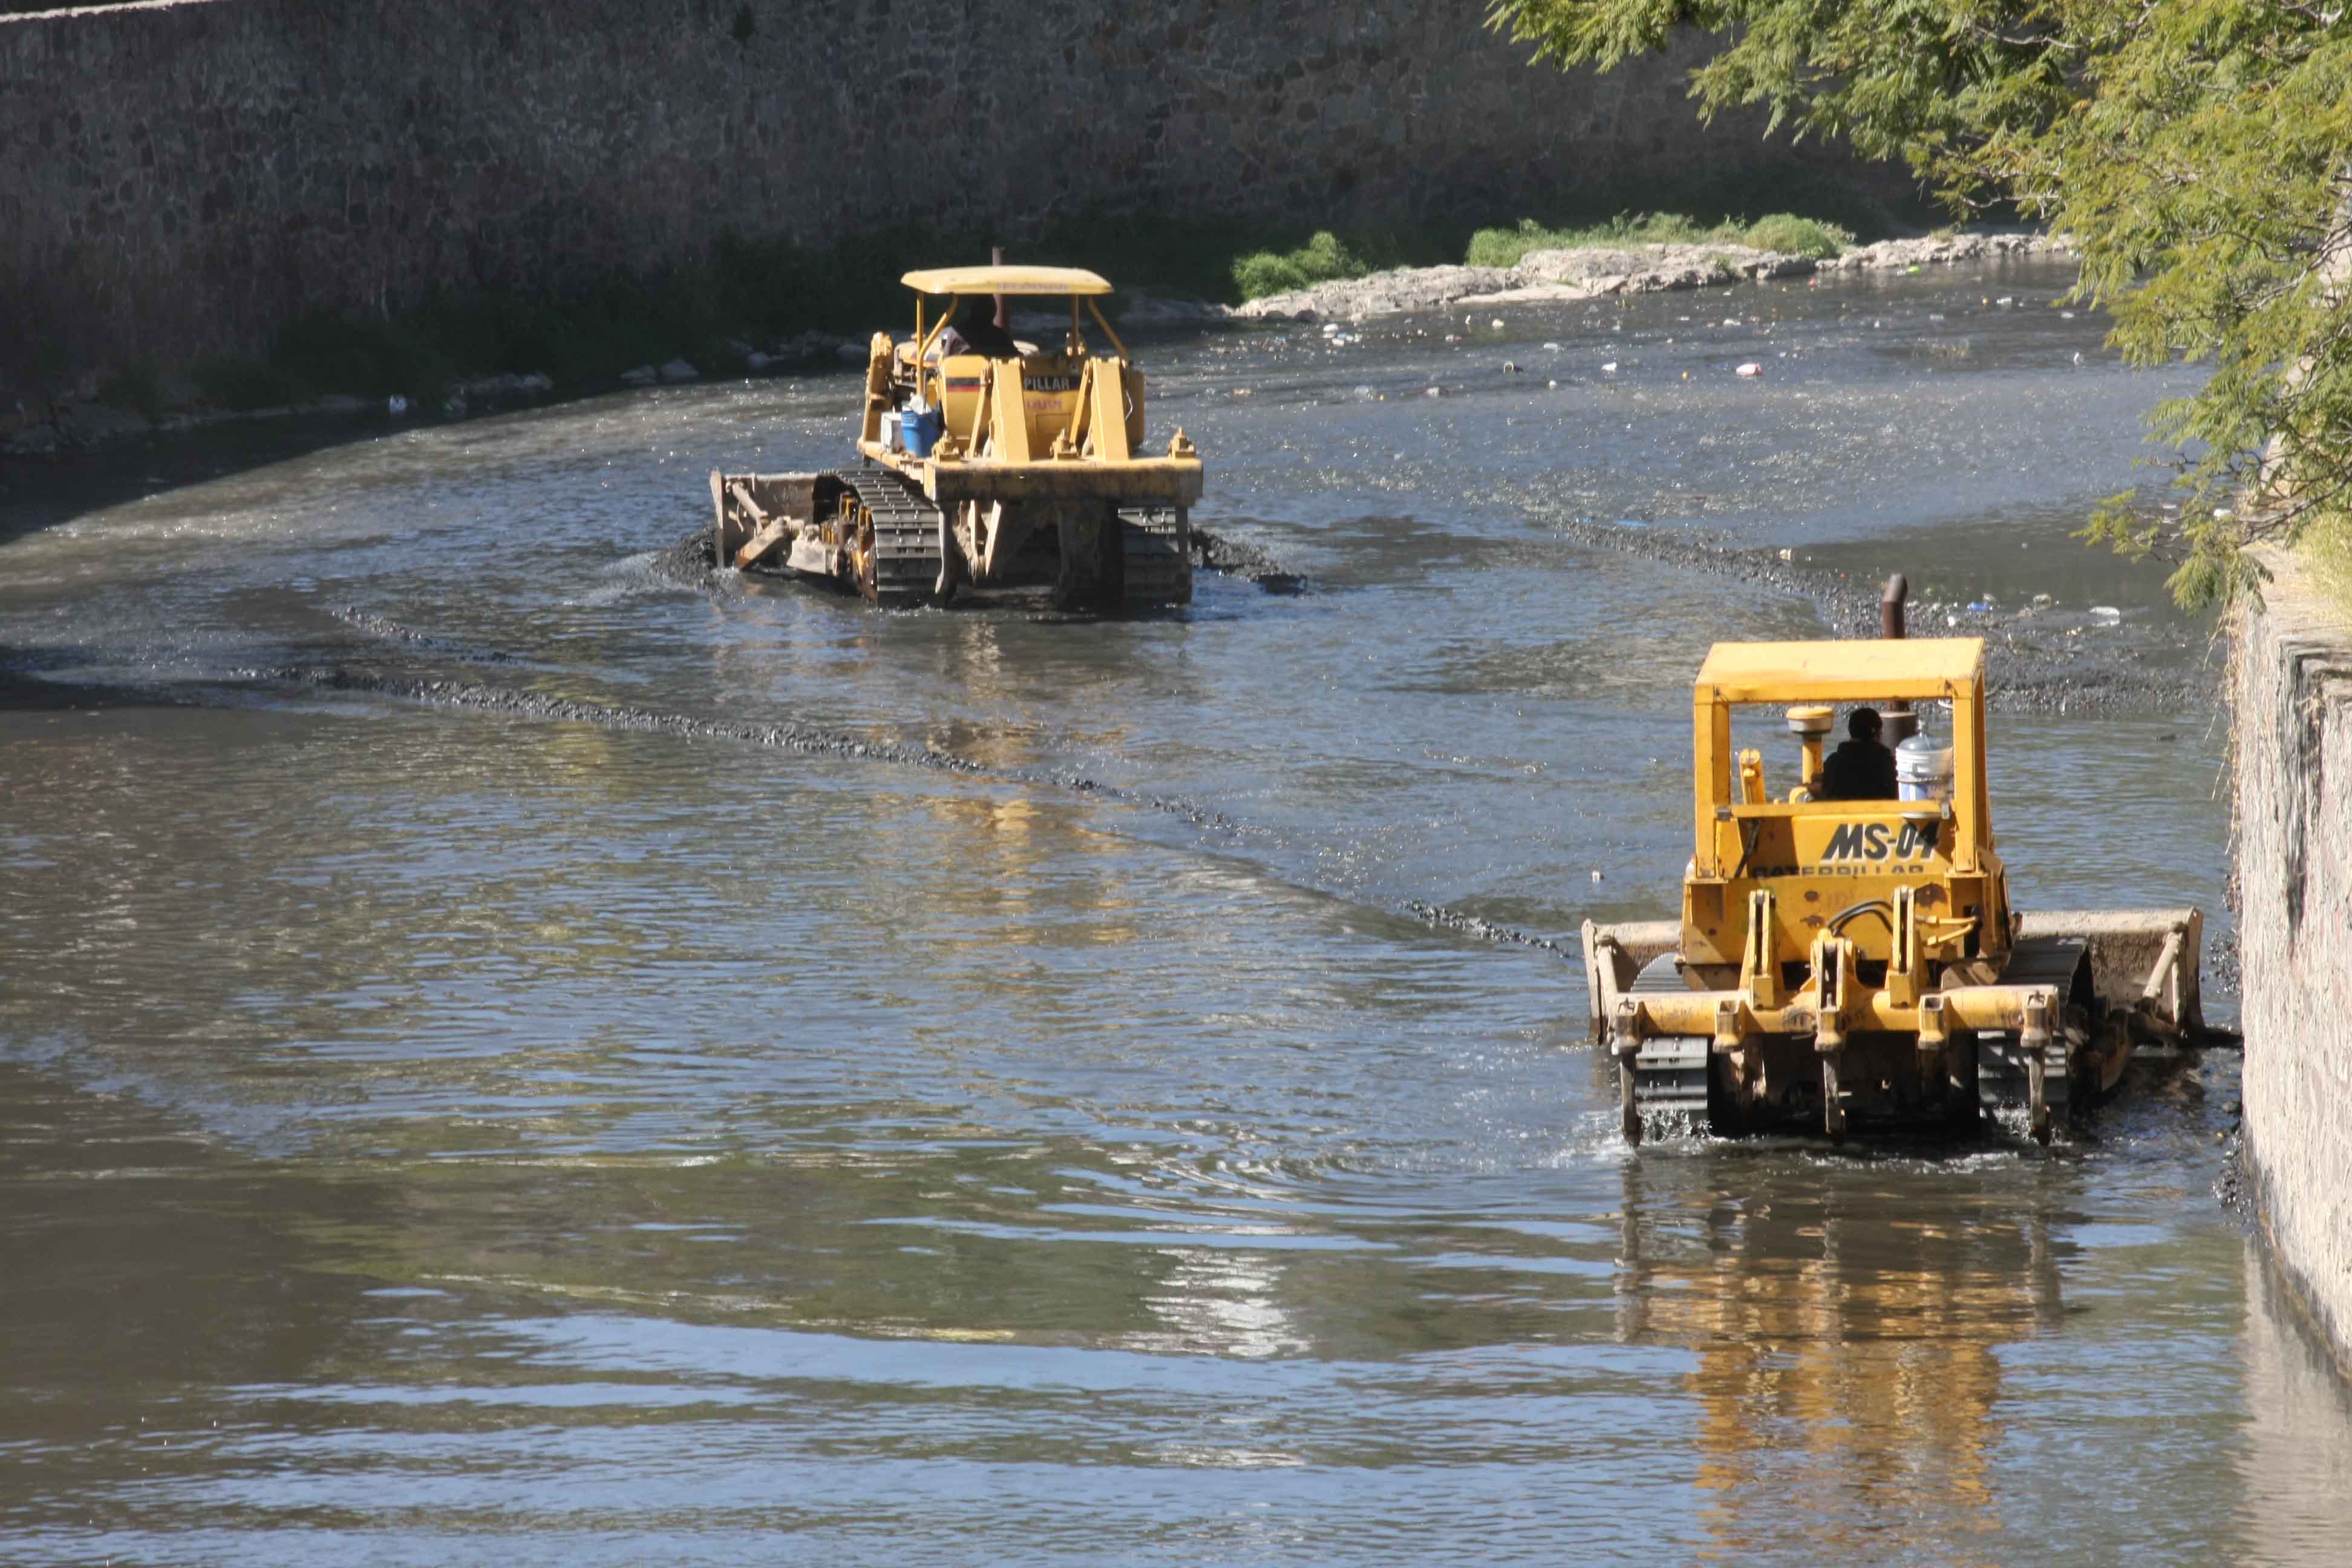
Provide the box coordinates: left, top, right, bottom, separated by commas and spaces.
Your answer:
1601, 361, 1619, 373
2089, 605, 2123, 626
1736, 362, 1762, 377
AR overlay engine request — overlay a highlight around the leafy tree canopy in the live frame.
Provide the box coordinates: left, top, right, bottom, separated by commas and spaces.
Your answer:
1490, 0, 2352, 606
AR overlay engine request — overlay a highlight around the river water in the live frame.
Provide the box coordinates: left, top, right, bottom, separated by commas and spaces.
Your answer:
4, 260, 2347, 1565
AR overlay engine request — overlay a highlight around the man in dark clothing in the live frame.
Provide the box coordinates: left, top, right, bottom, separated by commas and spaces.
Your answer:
937, 298, 1021, 359
1818, 707, 1898, 800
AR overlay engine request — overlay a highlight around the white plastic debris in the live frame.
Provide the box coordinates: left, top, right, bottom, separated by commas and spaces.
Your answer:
387, 395, 409, 415
1736, 362, 1762, 377
2089, 605, 2123, 626
1601, 361, 1618, 373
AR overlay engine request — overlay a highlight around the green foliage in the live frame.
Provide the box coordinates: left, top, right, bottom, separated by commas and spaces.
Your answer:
1464, 211, 1852, 267
1739, 212, 1855, 260
190, 356, 306, 412
98, 362, 166, 423
1230, 231, 1371, 300
1489, 0, 2352, 608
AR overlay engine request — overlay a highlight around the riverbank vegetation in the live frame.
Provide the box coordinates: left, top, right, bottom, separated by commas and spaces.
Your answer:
1226, 209, 1861, 301
71, 196, 1884, 454
104, 214, 1281, 416
1463, 212, 1855, 267
1493, 0, 2352, 609
105, 204, 1864, 418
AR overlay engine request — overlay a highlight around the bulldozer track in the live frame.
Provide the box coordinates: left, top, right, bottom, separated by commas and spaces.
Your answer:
1975, 935, 2088, 1125
1627, 953, 1711, 1131
841, 469, 943, 608
1117, 506, 1192, 610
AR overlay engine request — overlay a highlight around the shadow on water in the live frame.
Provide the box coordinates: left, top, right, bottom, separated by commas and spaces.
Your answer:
0, 1060, 397, 1536
0, 411, 420, 549
0, 653, 195, 711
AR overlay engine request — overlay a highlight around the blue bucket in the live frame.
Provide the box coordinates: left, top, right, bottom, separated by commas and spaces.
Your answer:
901, 406, 942, 459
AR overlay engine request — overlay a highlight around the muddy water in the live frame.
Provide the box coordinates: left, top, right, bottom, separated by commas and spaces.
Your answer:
1, 260, 2339, 1564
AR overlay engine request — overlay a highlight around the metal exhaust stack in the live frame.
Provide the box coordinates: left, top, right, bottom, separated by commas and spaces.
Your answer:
1882, 571, 1918, 742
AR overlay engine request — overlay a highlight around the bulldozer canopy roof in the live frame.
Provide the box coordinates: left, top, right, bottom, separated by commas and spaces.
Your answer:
1695, 638, 1984, 702
901, 266, 1113, 296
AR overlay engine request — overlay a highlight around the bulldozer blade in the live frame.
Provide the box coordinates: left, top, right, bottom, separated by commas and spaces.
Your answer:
1581, 918, 1682, 1047
2016, 908, 2204, 1040
711, 471, 818, 570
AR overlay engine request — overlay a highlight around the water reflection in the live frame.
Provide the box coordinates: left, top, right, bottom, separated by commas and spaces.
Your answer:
1620, 1153, 2064, 1563
2237, 1239, 2352, 1561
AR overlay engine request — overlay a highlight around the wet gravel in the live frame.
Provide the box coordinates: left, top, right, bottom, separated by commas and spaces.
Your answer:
1542, 512, 2213, 715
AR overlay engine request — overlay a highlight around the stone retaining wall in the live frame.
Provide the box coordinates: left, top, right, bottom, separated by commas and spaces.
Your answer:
0, 0, 1899, 398
2235, 545, 2352, 1370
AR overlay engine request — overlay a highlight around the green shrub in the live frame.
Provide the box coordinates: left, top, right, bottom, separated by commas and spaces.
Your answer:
99, 362, 168, 422
1464, 211, 1854, 267
1230, 230, 1369, 300
1737, 213, 1855, 259
189, 356, 306, 411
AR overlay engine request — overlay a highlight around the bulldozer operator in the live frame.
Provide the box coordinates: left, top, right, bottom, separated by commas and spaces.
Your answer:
937, 296, 1020, 360
1817, 706, 1897, 800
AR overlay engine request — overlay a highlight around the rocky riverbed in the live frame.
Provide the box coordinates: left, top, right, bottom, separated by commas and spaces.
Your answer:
1234, 229, 2079, 322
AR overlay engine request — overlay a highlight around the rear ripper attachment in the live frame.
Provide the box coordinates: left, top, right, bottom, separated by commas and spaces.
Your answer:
709, 262, 1202, 613
1582, 620, 2204, 1148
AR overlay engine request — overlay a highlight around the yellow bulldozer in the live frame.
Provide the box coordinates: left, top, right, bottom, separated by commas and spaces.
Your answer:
1584, 635, 2204, 1145
710, 264, 1202, 612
